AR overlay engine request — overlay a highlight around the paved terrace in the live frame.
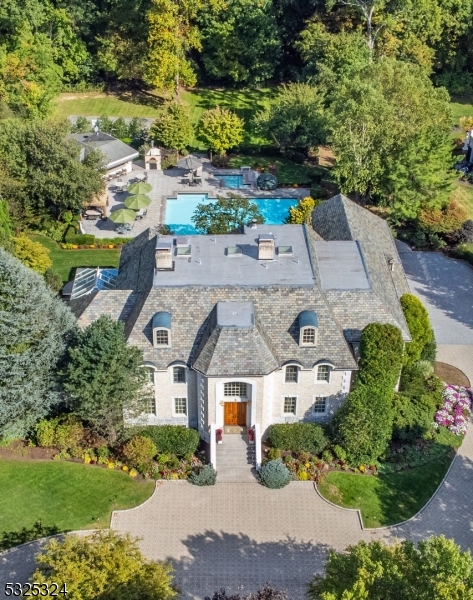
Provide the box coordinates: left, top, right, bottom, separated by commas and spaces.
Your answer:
81, 159, 309, 239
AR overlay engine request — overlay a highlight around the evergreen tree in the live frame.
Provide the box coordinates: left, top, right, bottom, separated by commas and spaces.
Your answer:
0, 249, 75, 438
400, 294, 435, 366
62, 316, 152, 443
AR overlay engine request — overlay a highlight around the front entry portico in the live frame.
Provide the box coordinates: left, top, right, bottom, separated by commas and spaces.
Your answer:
224, 402, 247, 426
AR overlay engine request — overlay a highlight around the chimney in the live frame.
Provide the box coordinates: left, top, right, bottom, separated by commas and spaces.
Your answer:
258, 233, 275, 260
155, 241, 173, 270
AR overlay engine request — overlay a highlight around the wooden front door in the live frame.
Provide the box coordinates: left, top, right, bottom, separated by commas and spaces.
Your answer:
224, 402, 247, 426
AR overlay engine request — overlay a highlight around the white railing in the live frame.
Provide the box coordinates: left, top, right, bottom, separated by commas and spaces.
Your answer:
210, 423, 217, 470
254, 423, 262, 470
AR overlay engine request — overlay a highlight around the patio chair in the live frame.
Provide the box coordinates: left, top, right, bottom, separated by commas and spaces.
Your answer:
116, 225, 126, 235
181, 177, 190, 185
124, 222, 134, 232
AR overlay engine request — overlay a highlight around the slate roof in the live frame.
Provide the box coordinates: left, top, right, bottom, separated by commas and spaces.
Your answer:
76, 194, 412, 373
312, 194, 411, 341
69, 132, 139, 169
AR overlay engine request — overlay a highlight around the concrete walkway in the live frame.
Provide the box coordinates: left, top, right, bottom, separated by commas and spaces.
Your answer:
216, 434, 257, 483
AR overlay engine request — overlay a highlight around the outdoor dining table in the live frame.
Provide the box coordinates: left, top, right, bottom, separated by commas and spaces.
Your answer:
135, 173, 147, 181
115, 180, 126, 192
83, 209, 102, 220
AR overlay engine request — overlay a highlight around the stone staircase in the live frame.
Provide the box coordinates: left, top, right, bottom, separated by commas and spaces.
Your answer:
216, 433, 257, 482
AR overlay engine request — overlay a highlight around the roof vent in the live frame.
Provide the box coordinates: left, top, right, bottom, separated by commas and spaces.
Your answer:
155, 241, 173, 270
250, 218, 258, 229
258, 233, 275, 260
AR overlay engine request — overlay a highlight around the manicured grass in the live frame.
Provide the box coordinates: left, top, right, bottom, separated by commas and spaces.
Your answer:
318, 455, 452, 528
450, 97, 473, 127
31, 235, 120, 283
181, 87, 275, 149
0, 459, 154, 534
228, 154, 328, 186
54, 91, 164, 120
450, 183, 473, 220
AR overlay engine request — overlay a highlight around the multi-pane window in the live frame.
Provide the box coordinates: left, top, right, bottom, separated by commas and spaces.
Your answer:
143, 367, 155, 384
283, 397, 297, 414
224, 382, 248, 397
155, 329, 169, 346
285, 365, 299, 383
174, 397, 187, 415
317, 365, 331, 382
173, 366, 186, 383
302, 328, 316, 345
148, 396, 157, 415
313, 397, 327, 414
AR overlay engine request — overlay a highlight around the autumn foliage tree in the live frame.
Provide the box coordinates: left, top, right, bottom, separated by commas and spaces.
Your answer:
198, 107, 244, 156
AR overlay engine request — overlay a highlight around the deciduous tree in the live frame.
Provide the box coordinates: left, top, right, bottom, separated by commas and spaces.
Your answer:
0, 248, 75, 438
150, 101, 194, 157
32, 531, 177, 600
308, 536, 473, 599
286, 197, 316, 224
198, 107, 244, 156
192, 193, 263, 234
62, 315, 152, 442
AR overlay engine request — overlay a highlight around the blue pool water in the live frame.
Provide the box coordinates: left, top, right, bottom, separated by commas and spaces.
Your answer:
214, 174, 249, 189
165, 193, 298, 235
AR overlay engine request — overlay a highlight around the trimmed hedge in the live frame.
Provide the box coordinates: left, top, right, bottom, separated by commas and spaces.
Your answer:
267, 422, 328, 455
139, 425, 200, 456
400, 294, 435, 366
259, 459, 291, 489
188, 464, 217, 486
357, 323, 404, 390
65, 233, 95, 245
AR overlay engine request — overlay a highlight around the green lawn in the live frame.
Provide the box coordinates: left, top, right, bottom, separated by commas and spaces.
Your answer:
228, 154, 327, 186
450, 183, 473, 220
0, 459, 154, 536
31, 235, 120, 283
450, 97, 473, 127
54, 91, 164, 120
318, 455, 452, 528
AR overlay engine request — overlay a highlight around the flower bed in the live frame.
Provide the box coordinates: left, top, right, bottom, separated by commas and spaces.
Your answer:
434, 385, 473, 435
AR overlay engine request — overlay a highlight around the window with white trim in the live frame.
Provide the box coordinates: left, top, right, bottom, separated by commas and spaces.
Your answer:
143, 367, 155, 385
302, 328, 316, 345
285, 365, 299, 383
155, 329, 169, 346
283, 396, 297, 414
224, 382, 248, 397
317, 364, 332, 382
313, 397, 327, 414
173, 366, 186, 383
174, 397, 187, 415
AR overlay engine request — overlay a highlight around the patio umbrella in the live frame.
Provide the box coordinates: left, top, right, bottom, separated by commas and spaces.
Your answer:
127, 181, 152, 195
124, 194, 151, 210
177, 155, 202, 171
109, 209, 137, 224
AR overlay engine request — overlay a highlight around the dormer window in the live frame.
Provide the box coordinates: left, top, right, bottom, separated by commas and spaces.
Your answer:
298, 311, 318, 346
152, 311, 171, 347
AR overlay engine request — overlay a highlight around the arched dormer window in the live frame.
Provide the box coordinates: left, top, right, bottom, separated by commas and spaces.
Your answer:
298, 311, 318, 346
315, 362, 333, 383
152, 311, 171, 347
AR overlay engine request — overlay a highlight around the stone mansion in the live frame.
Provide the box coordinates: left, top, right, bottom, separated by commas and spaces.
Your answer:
72, 194, 411, 460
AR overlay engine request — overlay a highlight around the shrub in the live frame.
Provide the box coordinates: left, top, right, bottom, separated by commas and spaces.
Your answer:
452, 220, 473, 244
266, 422, 328, 455
418, 201, 467, 234
310, 184, 326, 199
121, 435, 157, 468
267, 447, 282, 460
331, 384, 394, 464
321, 450, 333, 463
357, 323, 404, 390
44, 269, 63, 292
13, 237, 52, 274
139, 426, 200, 456
400, 294, 435, 366
259, 459, 292, 489
333, 445, 347, 462
35, 416, 84, 456
188, 464, 217, 486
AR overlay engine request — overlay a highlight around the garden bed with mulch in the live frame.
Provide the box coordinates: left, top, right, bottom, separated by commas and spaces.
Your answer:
434, 362, 470, 387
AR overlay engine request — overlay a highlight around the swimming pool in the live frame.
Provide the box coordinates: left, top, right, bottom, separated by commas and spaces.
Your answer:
214, 174, 250, 189
165, 193, 298, 235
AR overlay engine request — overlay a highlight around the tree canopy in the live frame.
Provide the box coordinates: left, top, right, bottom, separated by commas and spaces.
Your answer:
192, 194, 264, 234
62, 315, 152, 443
308, 535, 473, 599
0, 248, 75, 438
150, 101, 194, 154
33, 531, 177, 600
198, 107, 245, 156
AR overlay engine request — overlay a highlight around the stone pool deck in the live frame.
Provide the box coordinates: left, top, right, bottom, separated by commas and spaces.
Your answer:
81, 159, 309, 239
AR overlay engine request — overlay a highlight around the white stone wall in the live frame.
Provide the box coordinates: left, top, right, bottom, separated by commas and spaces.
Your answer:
134, 365, 352, 435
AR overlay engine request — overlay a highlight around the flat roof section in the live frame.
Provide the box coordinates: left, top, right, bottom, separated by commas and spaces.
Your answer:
152, 225, 316, 287
217, 301, 254, 328
314, 241, 370, 290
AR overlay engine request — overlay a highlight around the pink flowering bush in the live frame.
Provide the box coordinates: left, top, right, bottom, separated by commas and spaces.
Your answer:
434, 385, 473, 435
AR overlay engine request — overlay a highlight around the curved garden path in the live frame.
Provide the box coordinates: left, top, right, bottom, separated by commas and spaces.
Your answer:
2, 249, 473, 598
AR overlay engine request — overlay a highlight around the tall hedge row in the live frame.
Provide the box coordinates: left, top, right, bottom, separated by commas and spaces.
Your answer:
139, 425, 200, 456
357, 323, 404, 390
267, 422, 328, 455
400, 294, 436, 366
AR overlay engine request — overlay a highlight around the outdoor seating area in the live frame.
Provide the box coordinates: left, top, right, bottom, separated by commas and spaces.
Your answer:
82, 208, 103, 220
104, 168, 128, 183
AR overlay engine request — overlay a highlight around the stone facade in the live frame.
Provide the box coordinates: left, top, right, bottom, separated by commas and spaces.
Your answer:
71, 195, 412, 443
